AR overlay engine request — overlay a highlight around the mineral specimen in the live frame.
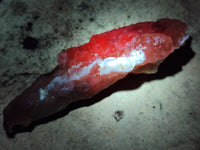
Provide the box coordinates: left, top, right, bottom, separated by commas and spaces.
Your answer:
3, 18, 188, 134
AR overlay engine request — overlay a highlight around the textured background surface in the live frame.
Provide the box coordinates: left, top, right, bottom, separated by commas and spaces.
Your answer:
0, 0, 200, 149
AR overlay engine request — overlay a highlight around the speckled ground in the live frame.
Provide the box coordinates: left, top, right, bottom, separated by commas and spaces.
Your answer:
0, 0, 200, 150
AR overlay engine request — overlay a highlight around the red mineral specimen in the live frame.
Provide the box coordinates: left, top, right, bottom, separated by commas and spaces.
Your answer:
3, 19, 188, 135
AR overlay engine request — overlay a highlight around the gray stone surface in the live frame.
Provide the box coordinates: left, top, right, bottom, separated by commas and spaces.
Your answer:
0, 0, 200, 149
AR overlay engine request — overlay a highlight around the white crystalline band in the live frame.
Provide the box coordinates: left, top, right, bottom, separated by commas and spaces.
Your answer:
175, 34, 189, 49
39, 88, 48, 100
75, 61, 97, 79
39, 75, 75, 101
180, 34, 189, 45
98, 49, 145, 75
40, 49, 145, 100
71, 49, 145, 77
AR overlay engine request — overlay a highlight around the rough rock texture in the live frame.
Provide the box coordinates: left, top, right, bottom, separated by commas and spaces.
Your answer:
0, 0, 200, 150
